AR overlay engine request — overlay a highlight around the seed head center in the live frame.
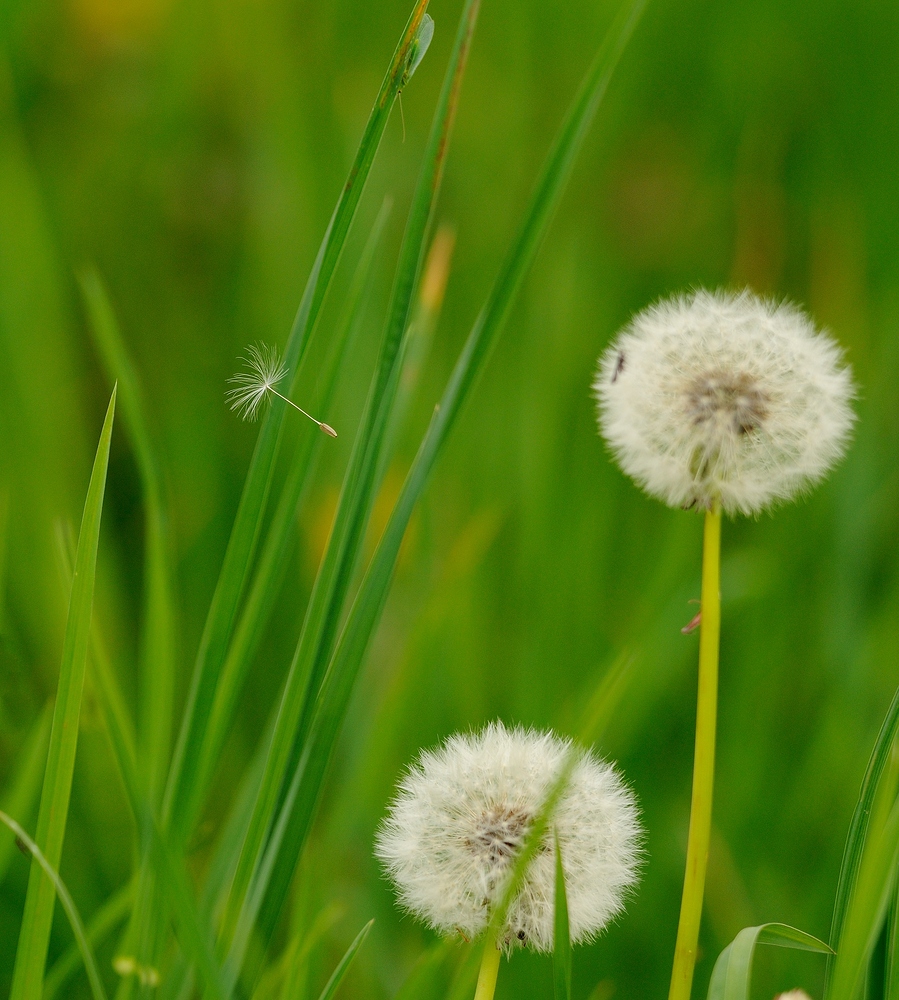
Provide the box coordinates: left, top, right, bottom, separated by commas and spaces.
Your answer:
466, 804, 533, 865
687, 369, 768, 436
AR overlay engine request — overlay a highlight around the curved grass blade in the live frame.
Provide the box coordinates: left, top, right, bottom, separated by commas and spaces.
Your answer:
44, 878, 134, 1000
827, 743, 899, 1000
316, 920, 374, 1000
9, 386, 115, 1000
247, 0, 647, 963
0, 810, 110, 1000
163, 0, 433, 844
182, 197, 393, 834
218, 0, 480, 977
826, 682, 899, 991
0, 702, 51, 884
887, 879, 899, 1000
78, 266, 176, 809
553, 836, 572, 1000
707, 923, 831, 1000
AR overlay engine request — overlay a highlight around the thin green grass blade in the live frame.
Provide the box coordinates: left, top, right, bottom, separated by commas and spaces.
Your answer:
9, 387, 115, 1000
827, 683, 899, 989
315, 920, 373, 1000
78, 267, 176, 809
0, 702, 51, 884
163, 0, 433, 843
218, 0, 478, 976
827, 745, 899, 1000
44, 879, 135, 1000
183, 197, 393, 833
0, 810, 110, 1000
245, 0, 645, 964
706, 924, 832, 1000
553, 836, 572, 1000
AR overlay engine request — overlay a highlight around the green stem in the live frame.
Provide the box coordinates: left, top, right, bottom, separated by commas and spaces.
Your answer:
668, 504, 722, 1000
473, 930, 501, 1000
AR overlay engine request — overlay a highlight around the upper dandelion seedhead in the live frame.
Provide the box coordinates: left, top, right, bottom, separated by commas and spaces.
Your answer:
375, 721, 642, 953
594, 289, 855, 516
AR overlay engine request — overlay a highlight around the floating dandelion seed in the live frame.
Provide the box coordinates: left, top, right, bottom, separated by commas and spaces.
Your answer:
594, 289, 855, 516
227, 343, 337, 436
376, 721, 642, 954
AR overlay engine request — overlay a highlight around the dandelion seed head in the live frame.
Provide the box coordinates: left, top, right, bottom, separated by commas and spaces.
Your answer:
227, 343, 289, 421
375, 721, 642, 953
774, 992, 813, 1000
594, 289, 856, 516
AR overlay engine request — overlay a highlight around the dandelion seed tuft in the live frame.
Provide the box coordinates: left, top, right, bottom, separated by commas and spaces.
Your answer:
227, 343, 289, 421
227, 342, 337, 436
375, 721, 642, 953
594, 289, 855, 516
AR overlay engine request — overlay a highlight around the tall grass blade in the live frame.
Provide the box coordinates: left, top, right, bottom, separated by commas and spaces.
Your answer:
315, 920, 373, 1000
246, 0, 645, 963
827, 741, 899, 1000
553, 837, 572, 1000
8, 386, 115, 1000
827, 683, 899, 991
0, 702, 51, 884
218, 0, 479, 976
78, 266, 176, 809
184, 197, 393, 832
163, 0, 433, 843
886, 881, 899, 1000
706, 923, 831, 1000
0, 810, 110, 1000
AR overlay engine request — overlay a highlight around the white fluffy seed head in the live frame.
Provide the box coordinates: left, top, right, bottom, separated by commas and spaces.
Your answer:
226, 342, 288, 421
774, 992, 813, 1000
594, 289, 856, 516
375, 721, 642, 953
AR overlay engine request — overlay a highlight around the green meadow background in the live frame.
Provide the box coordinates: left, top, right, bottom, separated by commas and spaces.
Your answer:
1, 0, 897, 997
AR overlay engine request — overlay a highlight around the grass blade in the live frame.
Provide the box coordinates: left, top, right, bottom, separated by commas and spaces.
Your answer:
44, 878, 134, 1000
163, 0, 433, 844
553, 836, 572, 1000
827, 683, 899, 991
184, 197, 393, 833
78, 267, 176, 809
315, 920, 373, 1000
218, 0, 479, 976
887, 880, 899, 1000
0, 810, 110, 1000
8, 386, 115, 1000
248, 0, 646, 962
706, 923, 832, 1000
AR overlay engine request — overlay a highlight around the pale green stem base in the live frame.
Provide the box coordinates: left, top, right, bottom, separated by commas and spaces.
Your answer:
668, 505, 722, 1000
473, 931, 501, 1000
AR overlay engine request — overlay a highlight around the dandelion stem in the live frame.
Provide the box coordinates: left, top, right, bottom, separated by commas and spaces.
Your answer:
668, 503, 721, 1000
268, 389, 337, 437
473, 929, 501, 1000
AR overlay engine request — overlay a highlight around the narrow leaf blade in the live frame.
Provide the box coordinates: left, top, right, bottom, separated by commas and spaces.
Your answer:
316, 920, 374, 1000
553, 836, 572, 1000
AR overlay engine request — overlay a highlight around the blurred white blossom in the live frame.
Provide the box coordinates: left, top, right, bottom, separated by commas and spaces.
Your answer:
375, 721, 642, 952
594, 289, 855, 516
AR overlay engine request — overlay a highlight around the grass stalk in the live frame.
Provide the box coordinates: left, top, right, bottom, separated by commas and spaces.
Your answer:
668, 503, 721, 1000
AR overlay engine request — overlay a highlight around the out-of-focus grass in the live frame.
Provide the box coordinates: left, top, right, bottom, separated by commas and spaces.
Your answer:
1, 0, 898, 997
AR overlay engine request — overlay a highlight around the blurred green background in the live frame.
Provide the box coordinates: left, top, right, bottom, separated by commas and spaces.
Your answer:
1, 0, 897, 996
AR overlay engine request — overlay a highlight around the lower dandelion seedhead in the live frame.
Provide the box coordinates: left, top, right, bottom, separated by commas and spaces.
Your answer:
375, 722, 642, 953
594, 289, 855, 516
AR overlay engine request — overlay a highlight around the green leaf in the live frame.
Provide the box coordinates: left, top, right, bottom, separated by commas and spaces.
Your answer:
887, 879, 899, 1000
553, 836, 572, 1000
315, 920, 374, 1000
0, 810, 110, 1000
706, 923, 832, 1000
162, 0, 434, 845
78, 267, 176, 809
827, 683, 899, 992
9, 386, 115, 1000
